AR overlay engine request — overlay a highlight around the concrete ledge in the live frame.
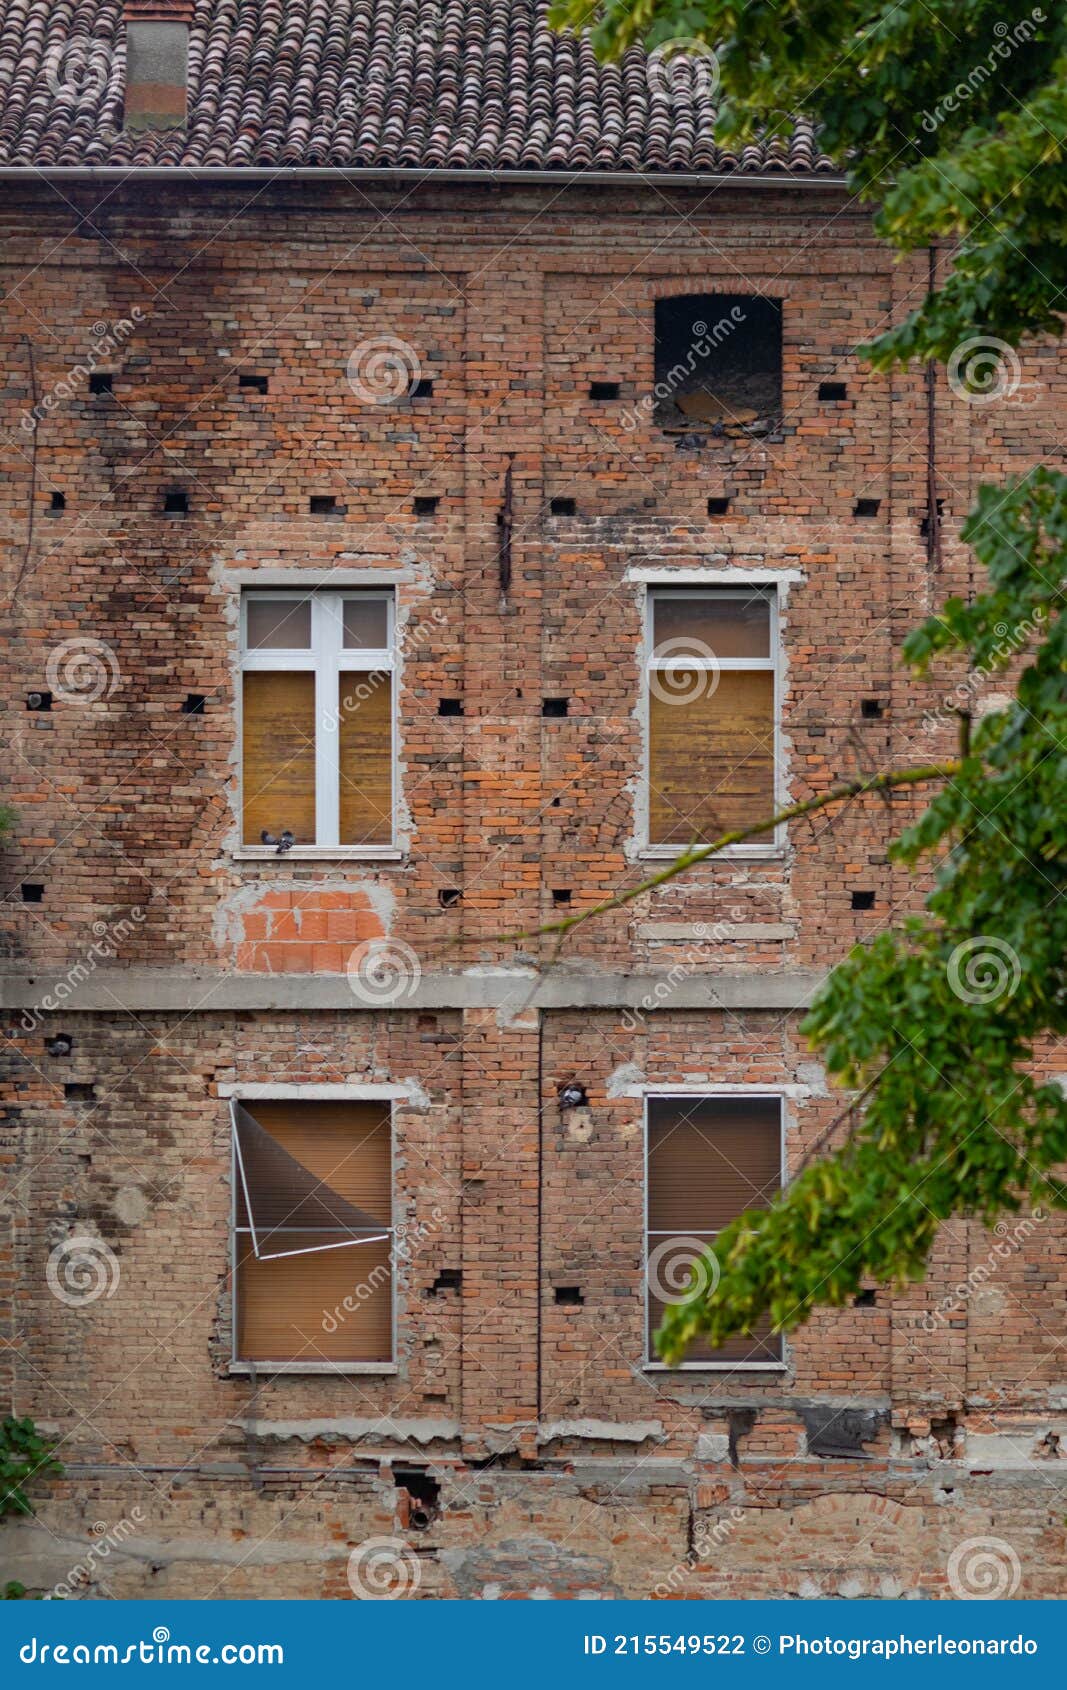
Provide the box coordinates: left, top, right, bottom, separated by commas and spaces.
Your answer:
0, 967, 825, 1015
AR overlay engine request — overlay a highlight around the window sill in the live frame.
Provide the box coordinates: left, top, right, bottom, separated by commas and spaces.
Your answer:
643, 1361, 786, 1373
638, 845, 784, 863
232, 847, 405, 864
229, 1361, 397, 1376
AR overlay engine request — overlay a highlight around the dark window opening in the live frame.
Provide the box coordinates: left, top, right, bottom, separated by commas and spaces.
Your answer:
854, 498, 881, 517
394, 1468, 440, 1530
552, 889, 572, 906
182, 694, 206, 715
413, 495, 439, 517
707, 496, 731, 517
48, 492, 66, 514
438, 698, 464, 718
851, 890, 876, 911
410, 378, 435, 399
589, 381, 620, 401
428, 1268, 462, 1296
26, 691, 52, 712
64, 1082, 96, 1103
89, 372, 113, 396
309, 495, 341, 516
550, 497, 576, 517
45, 1034, 74, 1058
861, 698, 884, 720
653, 294, 782, 433
542, 698, 569, 718
164, 490, 188, 515
438, 888, 462, 909
239, 373, 269, 395
20, 884, 44, 903
554, 1286, 584, 1307
818, 380, 848, 402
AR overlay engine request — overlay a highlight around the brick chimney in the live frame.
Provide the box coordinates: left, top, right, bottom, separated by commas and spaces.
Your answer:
123, 1, 194, 131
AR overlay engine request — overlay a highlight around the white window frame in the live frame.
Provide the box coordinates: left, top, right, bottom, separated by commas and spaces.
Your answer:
228, 1083, 398, 1376
643, 1087, 787, 1372
237, 588, 399, 860
642, 585, 781, 859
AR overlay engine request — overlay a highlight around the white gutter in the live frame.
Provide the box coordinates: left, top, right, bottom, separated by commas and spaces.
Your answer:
0, 164, 848, 189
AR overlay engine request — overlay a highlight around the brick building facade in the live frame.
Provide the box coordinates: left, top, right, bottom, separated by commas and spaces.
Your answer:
1, 1, 1065, 1600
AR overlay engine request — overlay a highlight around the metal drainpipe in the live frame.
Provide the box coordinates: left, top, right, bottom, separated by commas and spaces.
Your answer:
925, 245, 942, 573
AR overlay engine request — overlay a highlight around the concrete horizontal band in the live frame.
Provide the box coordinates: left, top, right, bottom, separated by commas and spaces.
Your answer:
0, 967, 824, 1015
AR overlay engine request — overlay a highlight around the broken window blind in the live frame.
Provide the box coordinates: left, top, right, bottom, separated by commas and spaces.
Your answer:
647, 1094, 782, 1364
233, 1099, 393, 1364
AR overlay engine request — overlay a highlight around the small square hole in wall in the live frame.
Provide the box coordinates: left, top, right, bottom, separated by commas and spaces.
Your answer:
47, 492, 66, 515
309, 494, 343, 516
181, 693, 206, 715
413, 495, 439, 517
89, 372, 113, 396
920, 499, 945, 538
438, 698, 464, 718
429, 1268, 462, 1296
818, 380, 848, 401
26, 690, 52, 712
20, 884, 44, 903
550, 497, 576, 517
707, 496, 731, 516
861, 698, 884, 720
438, 888, 462, 909
854, 498, 881, 517
854, 1289, 878, 1308
64, 1082, 96, 1104
239, 373, 269, 394
851, 890, 876, 911
163, 490, 188, 515
542, 698, 569, 718
552, 889, 572, 907
554, 1286, 584, 1307
45, 1033, 74, 1058
589, 381, 620, 400
410, 377, 435, 398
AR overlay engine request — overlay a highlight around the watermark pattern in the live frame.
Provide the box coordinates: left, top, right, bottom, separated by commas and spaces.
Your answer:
322, 1206, 446, 1334
50, 1509, 146, 1600
921, 611, 1045, 732
947, 936, 1021, 1006
621, 914, 746, 1032
42, 39, 111, 100
947, 1535, 1022, 1598
346, 336, 422, 405
46, 1236, 120, 1308
646, 39, 720, 103
920, 12, 1046, 132
647, 638, 720, 707
920, 1211, 1045, 1332
947, 336, 1025, 405
21, 310, 145, 433
347, 1537, 421, 1599
19, 910, 147, 1035
45, 637, 121, 705
647, 1236, 720, 1307
652, 1506, 746, 1598
623, 305, 746, 433
345, 939, 422, 1005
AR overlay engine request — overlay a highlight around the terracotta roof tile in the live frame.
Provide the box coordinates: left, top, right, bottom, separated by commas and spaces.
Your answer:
0, 0, 838, 173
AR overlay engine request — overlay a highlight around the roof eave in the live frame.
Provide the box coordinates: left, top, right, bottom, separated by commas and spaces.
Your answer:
0, 164, 849, 188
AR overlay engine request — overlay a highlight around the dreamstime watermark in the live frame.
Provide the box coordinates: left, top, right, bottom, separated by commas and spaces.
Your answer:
19, 909, 147, 1034
346, 939, 422, 1005
648, 638, 721, 706
652, 1507, 746, 1598
646, 38, 720, 103
21, 310, 145, 433
920, 1210, 1046, 1332
347, 1537, 421, 1599
920, 12, 1045, 133
42, 38, 111, 100
320, 605, 447, 734
322, 1206, 446, 1334
646, 1236, 721, 1307
947, 936, 1021, 1005
50, 1509, 146, 1601
947, 1534, 1021, 1598
947, 335, 1034, 406
921, 610, 1045, 732
46, 1235, 120, 1308
622, 306, 746, 432
621, 913, 746, 1032
46, 636, 121, 704
346, 336, 423, 405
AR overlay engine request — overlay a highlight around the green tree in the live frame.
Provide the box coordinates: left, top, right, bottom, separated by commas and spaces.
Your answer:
546, 0, 1067, 1360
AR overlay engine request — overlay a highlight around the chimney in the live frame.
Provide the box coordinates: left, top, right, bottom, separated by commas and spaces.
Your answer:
123, 2, 194, 131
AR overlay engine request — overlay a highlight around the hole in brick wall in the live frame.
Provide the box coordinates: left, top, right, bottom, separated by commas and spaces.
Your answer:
26, 691, 52, 712
438, 698, 464, 717
394, 1468, 440, 1530
181, 694, 206, 715
309, 494, 342, 515
818, 380, 848, 401
853, 1289, 878, 1307
428, 1269, 462, 1296
550, 497, 576, 516
542, 698, 569, 718
550, 796, 561, 807
64, 1082, 96, 1103
552, 889, 572, 906
438, 888, 462, 908
707, 496, 731, 516
239, 373, 269, 394
163, 489, 188, 515
851, 890, 876, 910
48, 492, 66, 514
654, 293, 782, 432
920, 499, 946, 537
861, 698, 884, 719
554, 1286, 584, 1306
589, 381, 620, 400
20, 884, 44, 903
89, 372, 113, 396
854, 497, 881, 517
559, 1082, 588, 1109
410, 377, 435, 398
413, 495, 439, 517
45, 1034, 74, 1058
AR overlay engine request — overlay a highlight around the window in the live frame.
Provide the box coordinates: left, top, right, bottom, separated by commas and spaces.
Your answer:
646, 1094, 783, 1367
240, 590, 395, 851
646, 587, 777, 850
653, 293, 782, 432
232, 1098, 394, 1367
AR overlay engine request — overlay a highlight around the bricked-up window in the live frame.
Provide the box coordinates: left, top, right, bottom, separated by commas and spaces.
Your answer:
646, 588, 777, 849
646, 1094, 783, 1366
240, 591, 394, 850
232, 1098, 393, 1365
653, 294, 782, 431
